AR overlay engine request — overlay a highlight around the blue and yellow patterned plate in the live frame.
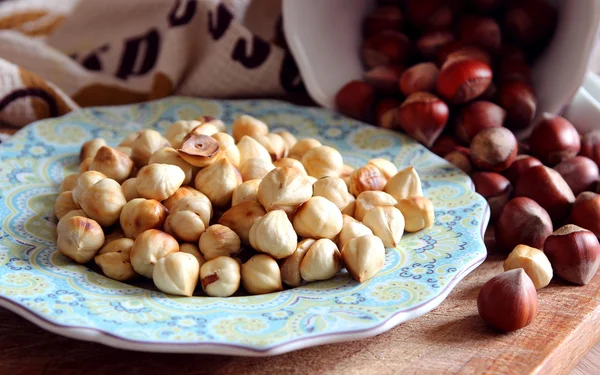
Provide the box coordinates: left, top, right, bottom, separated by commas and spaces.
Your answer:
0, 97, 488, 355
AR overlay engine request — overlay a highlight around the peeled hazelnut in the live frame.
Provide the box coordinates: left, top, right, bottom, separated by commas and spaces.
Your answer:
477, 269, 537, 332
416, 31, 455, 61
239, 158, 275, 182
367, 158, 398, 181
212, 132, 240, 168
57, 216, 105, 264
470, 127, 518, 172
495, 197, 553, 252
72, 170, 106, 206
59, 174, 79, 194
529, 114, 581, 166
471, 172, 513, 221
553, 156, 599, 196
349, 165, 387, 197
363, 5, 403, 37
276, 131, 297, 150
80, 138, 107, 161
257, 167, 312, 216
119, 132, 140, 147
241, 254, 283, 295
237, 135, 272, 168
232, 179, 261, 206
54, 191, 80, 220
306, 176, 318, 185
363, 206, 405, 248
164, 210, 206, 243
301, 146, 343, 179
364, 65, 405, 94
313, 176, 354, 212
190, 123, 220, 137
504, 245, 553, 289
153, 252, 199, 297
299, 239, 342, 282
136, 163, 185, 201
79, 157, 93, 173
249, 210, 297, 259
444, 149, 473, 174
293, 196, 343, 240
280, 239, 315, 287
89, 146, 134, 184
395, 196, 434, 232
342, 235, 386, 283
94, 238, 137, 281
253, 133, 287, 161
363, 30, 411, 68
130, 130, 170, 167
194, 158, 242, 207
503, 155, 542, 186
79, 178, 127, 227
544, 225, 600, 285
496, 80, 537, 131
149, 147, 195, 186
120, 198, 167, 239
130, 229, 179, 278
454, 101, 506, 143
56, 209, 87, 234
342, 200, 356, 217
199, 224, 241, 260
200, 256, 241, 297
179, 243, 206, 268
195, 116, 226, 132
570, 192, 600, 238
338, 215, 374, 250
399, 62, 439, 96
515, 165, 575, 223
161, 186, 204, 211
232, 115, 269, 143
384, 166, 423, 201
273, 158, 307, 176
166, 120, 201, 149
218, 201, 266, 244
178, 133, 221, 168
334, 80, 375, 121
288, 138, 322, 161
437, 59, 492, 104
121, 178, 142, 202
458, 16, 501, 53
397, 92, 449, 148
355, 191, 398, 222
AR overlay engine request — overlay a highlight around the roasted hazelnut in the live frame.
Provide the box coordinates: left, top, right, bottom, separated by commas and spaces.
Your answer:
375, 98, 400, 129
342, 200, 357, 217
471, 172, 513, 221
367, 158, 398, 181
406, 0, 456, 30
195, 116, 226, 132
166, 120, 201, 149
212, 132, 240, 168
302, 145, 344, 179
136, 163, 185, 201
179, 243, 206, 268
570, 192, 600, 238
189, 122, 220, 137
79, 157, 93, 173
276, 131, 298, 150
495, 197, 553, 252
395, 196, 435, 232
288, 138, 322, 161
364, 65, 405, 93
149, 147, 195, 186
88, 146, 134, 184
130, 130, 170, 167
436, 59, 493, 104
56, 209, 88, 234
79, 178, 127, 227
199, 224, 241, 260
580, 130, 600, 167
515, 165, 575, 223
72, 170, 107, 206
454, 101, 506, 143
119, 198, 167, 239
239, 158, 275, 182
416, 31, 455, 60
399, 63, 439, 96
94, 238, 138, 281
218, 201, 266, 244
161, 186, 204, 212
237, 135, 272, 168
178, 133, 221, 168
232, 115, 269, 143
249, 210, 297, 259
529, 114, 581, 166
293, 196, 343, 240
194, 158, 242, 207
503, 155, 542, 186
363, 30, 411, 68
458, 16, 501, 53
257, 167, 312, 216
342, 235, 386, 283
231, 179, 261, 207
54, 191, 80, 220
280, 239, 315, 287
164, 210, 206, 243
273, 157, 308, 176
544, 225, 600, 285
477, 269, 537, 332
354, 191, 398, 222
130, 229, 179, 278
241, 254, 283, 295
59, 174, 79, 194
313, 176, 354, 212
170, 194, 213, 230
363, 5, 404, 37
118, 132, 140, 147
338, 215, 374, 250
80, 138, 107, 162
397, 92, 449, 148
121, 178, 142, 202
349, 165, 387, 197
299, 239, 342, 282
496, 81, 537, 131
153, 252, 199, 297
470, 127, 518, 172
57, 216, 105, 264
200, 256, 241, 297
384, 166, 423, 201
363, 206, 405, 248
504, 245, 553, 289
444, 149, 473, 174
553, 156, 599, 196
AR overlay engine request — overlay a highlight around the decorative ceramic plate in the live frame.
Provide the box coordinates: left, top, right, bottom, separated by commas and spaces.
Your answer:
0, 97, 488, 356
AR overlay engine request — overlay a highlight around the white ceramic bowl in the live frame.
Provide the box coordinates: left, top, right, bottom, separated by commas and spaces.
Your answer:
283, 0, 600, 129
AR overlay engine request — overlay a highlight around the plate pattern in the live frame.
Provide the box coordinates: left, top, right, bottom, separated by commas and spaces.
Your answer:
0, 97, 488, 354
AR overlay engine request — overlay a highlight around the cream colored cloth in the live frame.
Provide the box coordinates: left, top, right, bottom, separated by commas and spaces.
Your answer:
0, 0, 302, 129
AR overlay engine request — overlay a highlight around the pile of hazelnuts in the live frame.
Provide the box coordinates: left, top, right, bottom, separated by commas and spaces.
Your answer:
335, 0, 600, 333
